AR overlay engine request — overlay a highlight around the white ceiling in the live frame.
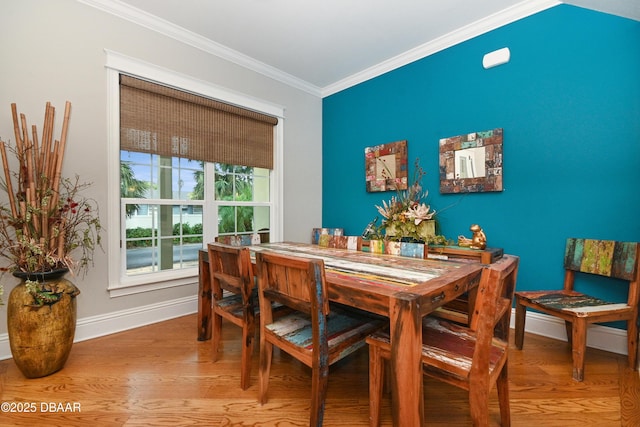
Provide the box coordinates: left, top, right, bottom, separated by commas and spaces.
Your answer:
83, 0, 640, 97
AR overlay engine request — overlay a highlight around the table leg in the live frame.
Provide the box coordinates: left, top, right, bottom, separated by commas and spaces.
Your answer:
389, 294, 424, 426
197, 250, 212, 341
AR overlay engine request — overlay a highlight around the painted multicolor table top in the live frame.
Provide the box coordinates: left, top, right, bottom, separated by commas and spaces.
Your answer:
250, 241, 470, 288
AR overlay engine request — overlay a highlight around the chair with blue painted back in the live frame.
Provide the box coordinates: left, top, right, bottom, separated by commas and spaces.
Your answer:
514, 238, 640, 381
383, 241, 426, 259
215, 233, 262, 246
255, 251, 384, 427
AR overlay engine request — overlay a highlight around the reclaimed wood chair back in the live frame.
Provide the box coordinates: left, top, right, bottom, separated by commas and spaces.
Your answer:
383, 241, 427, 258
360, 240, 426, 258
215, 233, 261, 246
514, 238, 640, 381
318, 235, 362, 250
311, 227, 343, 245
255, 251, 383, 427
343, 235, 363, 250
257, 251, 327, 320
367, 255, 519, 426
207, 242, 256, 390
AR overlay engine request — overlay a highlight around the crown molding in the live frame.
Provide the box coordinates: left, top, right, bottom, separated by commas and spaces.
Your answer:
321, 0, 561, 97
77, 0, 323, 97
80, 0, 560, 99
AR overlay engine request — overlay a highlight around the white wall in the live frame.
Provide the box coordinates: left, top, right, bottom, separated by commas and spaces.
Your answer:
0, 0, 322, 340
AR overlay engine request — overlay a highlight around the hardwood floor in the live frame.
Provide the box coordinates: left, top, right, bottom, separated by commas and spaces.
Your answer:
1, 314, 638, 426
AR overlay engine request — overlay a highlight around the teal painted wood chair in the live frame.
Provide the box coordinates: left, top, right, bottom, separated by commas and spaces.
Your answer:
366, 255, 519, 426
514, 238, 640, 381
255, 251, 384, 427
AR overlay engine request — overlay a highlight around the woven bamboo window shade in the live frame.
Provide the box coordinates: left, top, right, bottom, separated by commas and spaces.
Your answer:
120, 75, 278, 169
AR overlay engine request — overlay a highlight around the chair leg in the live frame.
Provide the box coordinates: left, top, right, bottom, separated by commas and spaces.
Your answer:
468, 384, 490, 427
368, 343, 385, 427
626, 318, 638, 369
565, 320, 573, 345
258, 339, 272, 405
514, 298, 526, 350
496, 362, 511, 427
240, 323, 255, 390
211, 313, 223, 362
571, 319, 587, 381
309, 363, 329, 427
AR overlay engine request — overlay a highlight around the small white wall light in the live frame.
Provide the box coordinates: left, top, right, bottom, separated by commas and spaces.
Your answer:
482, 47, 511, 69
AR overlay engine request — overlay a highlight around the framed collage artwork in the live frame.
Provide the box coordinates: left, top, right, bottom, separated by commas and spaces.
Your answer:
439, 128, 503, 193
364, 140, 408, 193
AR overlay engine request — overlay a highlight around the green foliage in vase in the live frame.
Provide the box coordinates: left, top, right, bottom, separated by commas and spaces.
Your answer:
374, 158, 436, 242
370, 158, 456, 246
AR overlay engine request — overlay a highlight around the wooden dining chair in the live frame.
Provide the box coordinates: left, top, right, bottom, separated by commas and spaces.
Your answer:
366, 255, 519, 426
324, 235, 362, 250
345, 235, 363, 250
311, 227, 343, 244
514, 238, 640, 381
215, 233, 261, 246
255, 251, 384, 427
207, 242, 257, 390
431, 293, 473, 325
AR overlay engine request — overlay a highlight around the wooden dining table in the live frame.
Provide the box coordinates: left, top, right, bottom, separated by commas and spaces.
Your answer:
198, 242, 485, 426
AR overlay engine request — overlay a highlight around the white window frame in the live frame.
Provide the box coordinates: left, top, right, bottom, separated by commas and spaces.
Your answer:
105, 50, 284, 297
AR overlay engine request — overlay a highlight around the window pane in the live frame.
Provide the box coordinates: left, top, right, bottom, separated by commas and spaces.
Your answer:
253, 167, 270, 202
254, 206, 270, 233
236, 206, 254, 232
234, 167, 253, 201
215, 164, 234, 200
218, 205, 256, 234
124, 203, 202, 275
214, 163, 256, 201
218, 205, 235, 233
120, 151, 152, 202
172, 157, 203, 200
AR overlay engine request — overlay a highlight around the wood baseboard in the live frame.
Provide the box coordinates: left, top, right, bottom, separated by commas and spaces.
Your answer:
0, 295, 197, 360
509, 308, 630, 356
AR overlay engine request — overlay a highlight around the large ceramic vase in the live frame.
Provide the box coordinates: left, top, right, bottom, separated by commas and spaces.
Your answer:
7, 269, 80, 378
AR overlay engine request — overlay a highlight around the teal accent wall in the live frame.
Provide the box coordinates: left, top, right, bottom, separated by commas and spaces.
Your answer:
322, 5, 640, 316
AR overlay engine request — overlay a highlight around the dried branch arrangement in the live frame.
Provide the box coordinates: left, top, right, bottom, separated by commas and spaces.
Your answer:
0, 102, 101, 276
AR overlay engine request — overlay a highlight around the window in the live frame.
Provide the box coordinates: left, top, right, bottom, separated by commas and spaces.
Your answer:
106, 51, 284, 296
